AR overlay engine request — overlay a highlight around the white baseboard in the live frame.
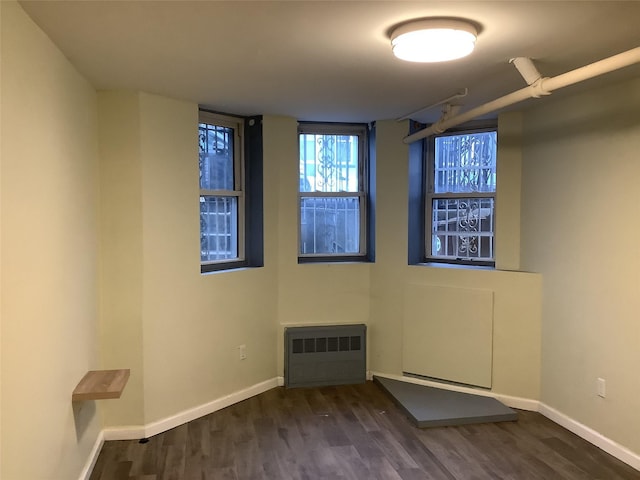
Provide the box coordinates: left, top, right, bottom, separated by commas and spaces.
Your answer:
91, 373, 640, 476
102, 377, 280, 441
103, 425, 145, 441
370, 371, 539, 411
538, 402, 640, 471
371, 371, 639, 472
144, 377, 279, 438
78, 430, 104, 480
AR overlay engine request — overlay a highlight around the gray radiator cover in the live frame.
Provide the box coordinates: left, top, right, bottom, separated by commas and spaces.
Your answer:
285, 324, 366, 388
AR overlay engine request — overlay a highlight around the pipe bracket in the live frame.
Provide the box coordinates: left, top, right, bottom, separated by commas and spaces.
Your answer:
431, 122, 447, 135
530, 78, 552, 98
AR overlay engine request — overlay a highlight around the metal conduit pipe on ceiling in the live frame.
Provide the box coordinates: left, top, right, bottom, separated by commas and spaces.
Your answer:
403, 46, 640, 144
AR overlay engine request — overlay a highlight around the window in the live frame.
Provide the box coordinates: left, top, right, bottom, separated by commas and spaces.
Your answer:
199, 110, 263, 273
298, 123, 371, 262
426, 126, 497, 265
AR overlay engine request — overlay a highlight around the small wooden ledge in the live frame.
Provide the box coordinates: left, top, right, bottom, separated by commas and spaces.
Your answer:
72, 369, 130, 401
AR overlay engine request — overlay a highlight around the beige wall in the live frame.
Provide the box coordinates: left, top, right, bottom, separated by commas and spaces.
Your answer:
521, 77, 640, 453
0, 2, 4, 475
1, 2, 102, 479
10, 0, 640, 472
98, 93, 281, 427
97, 91, 145, 426
98, 108, 541, 421
274, 119, 540, 400
496, 111, 523, 271
369, 120, 411, 378
140, 95, 279, 423
273, 116, 372, 374
369, 120, 542, 399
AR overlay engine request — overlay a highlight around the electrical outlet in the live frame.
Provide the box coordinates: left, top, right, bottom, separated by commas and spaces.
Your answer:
597, 377, 606, 398
238, 344, 247, 360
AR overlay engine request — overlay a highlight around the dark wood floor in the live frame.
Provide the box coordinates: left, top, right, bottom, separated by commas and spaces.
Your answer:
89, 381, 640, 480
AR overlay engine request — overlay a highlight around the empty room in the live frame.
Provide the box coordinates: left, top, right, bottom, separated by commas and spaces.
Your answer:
1, 1, 640, 479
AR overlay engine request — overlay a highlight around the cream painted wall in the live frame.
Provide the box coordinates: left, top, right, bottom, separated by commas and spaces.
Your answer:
273, 116, 371, 376
0, 2, 5, 475
401, 267, 542, 398
100, 89, 279, 427
496, 111, 523, 271
98, 94, 280, 426
0, 2, 4, 475
521, 77, 640, 453
138, 95, 279, 423
1, 2, 102, 479
0, 6, 543, 469
369, 120, 411, 377
369, 120, 542, 400
97, 91, 145, 427
5, 0, 638, 473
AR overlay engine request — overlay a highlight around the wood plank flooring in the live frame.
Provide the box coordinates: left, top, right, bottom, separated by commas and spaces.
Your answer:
89, 381, 640, 480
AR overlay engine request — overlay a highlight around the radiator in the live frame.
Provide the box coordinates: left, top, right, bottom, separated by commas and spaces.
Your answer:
284, 324, 366, 388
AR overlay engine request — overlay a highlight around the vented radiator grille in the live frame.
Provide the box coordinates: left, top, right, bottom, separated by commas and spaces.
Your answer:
285, 324, 366, 388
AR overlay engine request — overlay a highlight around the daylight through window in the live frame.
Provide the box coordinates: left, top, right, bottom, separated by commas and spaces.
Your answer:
199, 112, 244, 265
427, 128, 497, 264
298, 124, 367, 259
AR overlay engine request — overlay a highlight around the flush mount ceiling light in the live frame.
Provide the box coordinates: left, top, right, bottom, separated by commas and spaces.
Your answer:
391, 19, 477, 62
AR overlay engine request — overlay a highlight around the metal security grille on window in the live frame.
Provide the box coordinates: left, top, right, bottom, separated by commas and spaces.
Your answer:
199, 123, 238, 262
299, 133, 363, 255
430, 131, 496, 262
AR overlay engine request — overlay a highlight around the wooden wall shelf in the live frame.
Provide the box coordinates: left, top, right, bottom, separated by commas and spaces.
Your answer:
72, 369, 130, 401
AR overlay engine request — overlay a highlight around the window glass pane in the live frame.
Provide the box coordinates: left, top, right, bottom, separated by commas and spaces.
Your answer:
299, 134, 359, 193
300, 197, 360, 254
431, 197, 494, 260
199, 123, 234, 190
434, 131, 496, 194
200, 196, 238, 261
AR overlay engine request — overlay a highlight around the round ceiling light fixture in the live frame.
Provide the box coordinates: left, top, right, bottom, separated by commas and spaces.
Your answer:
391, 18, 478, 63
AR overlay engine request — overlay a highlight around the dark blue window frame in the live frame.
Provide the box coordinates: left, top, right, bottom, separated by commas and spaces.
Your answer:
408, 119, 496, 267
200, 111, 263, 274
297, 122, 375, 264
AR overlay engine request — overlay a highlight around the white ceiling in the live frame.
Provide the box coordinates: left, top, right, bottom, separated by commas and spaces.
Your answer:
19, 1, 640, 123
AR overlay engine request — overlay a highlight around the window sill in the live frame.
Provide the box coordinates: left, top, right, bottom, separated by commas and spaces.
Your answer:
412, 262, 495, 271
200, 261, 263, 275
298, 255, 373, 265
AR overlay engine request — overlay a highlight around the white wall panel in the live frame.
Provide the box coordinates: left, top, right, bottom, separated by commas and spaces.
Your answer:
403, 284, 494, 388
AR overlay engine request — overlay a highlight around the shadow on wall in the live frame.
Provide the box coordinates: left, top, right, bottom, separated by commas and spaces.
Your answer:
72, 400, 97, 442
522, 79, 640, 145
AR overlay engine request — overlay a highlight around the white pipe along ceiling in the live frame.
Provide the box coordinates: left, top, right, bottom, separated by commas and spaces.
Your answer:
396, 88, 468, 122
403, 46, 640, 144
